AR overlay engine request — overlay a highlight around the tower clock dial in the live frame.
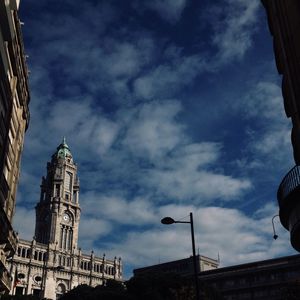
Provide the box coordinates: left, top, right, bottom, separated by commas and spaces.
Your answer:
63, 213, 70, 222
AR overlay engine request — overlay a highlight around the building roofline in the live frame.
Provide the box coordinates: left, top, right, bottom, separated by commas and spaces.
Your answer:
134, 254, 218, 273
199, 254, 300, 277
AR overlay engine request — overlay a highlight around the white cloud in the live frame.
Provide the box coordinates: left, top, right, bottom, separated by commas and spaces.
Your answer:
102, 203, 295, 278
208, 0, 260, 64
100, 42, 146, 78
81, 193, 156, 226
141, 138, 251, 202
142, 0, 188, 23
13, 207, 36, 241
79, 218, 113, 250
122, 100, 185, 160
134, 53, 207, 100
147, 167, 251, 203
242, 82, 285, 119
40, 99, 121, 158
240, 80, 293, 166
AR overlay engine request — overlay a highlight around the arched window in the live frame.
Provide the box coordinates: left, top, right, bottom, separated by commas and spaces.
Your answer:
64, 172, 72, 192
56, 283, 66, 298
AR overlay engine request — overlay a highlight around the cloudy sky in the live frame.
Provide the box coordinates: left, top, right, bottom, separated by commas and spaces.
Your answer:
15, 0, 297, 278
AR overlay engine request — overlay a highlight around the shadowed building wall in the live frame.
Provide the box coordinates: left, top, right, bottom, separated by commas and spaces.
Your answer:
262, 0, 300, 252
0, 0, 30, 293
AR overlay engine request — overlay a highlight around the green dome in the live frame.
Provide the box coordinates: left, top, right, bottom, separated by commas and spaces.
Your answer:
55, 137, 72, 160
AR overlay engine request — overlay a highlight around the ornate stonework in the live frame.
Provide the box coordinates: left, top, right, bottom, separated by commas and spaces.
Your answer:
9, 140, 122, 299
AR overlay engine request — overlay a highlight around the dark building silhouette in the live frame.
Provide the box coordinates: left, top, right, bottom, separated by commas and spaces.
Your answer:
0, 0, 30, 293
199, 254, 300, 300
135, 254, 300, 300
262, 0, 300, 251
134, 255, 219, 277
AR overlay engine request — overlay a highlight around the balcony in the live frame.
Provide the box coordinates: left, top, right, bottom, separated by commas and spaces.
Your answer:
0, 206, 18, 255
0, 261, 11, 293
277, 165, 300, 251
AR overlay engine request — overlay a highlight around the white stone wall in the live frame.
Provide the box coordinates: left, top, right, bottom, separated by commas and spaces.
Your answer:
9, 240, 123, 299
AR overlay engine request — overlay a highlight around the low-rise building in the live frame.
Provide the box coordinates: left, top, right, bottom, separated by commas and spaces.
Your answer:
135, 254, 300, 299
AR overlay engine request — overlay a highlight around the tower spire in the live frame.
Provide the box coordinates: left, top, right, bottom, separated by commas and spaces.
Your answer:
52, 137, 73, 161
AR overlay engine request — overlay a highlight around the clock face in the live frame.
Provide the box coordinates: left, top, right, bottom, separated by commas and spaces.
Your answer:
63, 213, 70, 222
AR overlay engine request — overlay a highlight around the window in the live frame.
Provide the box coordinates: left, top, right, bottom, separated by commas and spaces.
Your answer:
73, 191, 77, 202
64, 172, 72, 192
18, 273, 25, 280
32, 289, 40, 296
56, 283, 66, 299
34, 275, 42, 284
15, 287, 24, 295
56, 184, 60, 197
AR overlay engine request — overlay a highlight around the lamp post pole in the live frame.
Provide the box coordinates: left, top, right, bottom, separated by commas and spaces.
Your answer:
189, 213, 200, 300
161, 212, 200, 300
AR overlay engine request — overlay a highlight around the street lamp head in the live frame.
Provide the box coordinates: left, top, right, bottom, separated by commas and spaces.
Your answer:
273, 234, 278, 240
161, 217, 175, 225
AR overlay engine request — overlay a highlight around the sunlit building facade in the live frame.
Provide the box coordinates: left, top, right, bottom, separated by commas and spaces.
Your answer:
9, 140, 122, 299
0, 0, 30, 293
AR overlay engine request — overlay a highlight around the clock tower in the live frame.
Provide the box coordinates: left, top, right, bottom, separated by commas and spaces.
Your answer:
35, 138, 80, 250
11, 139, 122, 299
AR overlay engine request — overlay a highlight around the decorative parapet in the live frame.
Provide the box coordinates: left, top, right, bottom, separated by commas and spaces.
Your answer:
0, 206, 18, 254
277, 165, 300, 251
277, 165, 300, 206
0, 264, 11, 292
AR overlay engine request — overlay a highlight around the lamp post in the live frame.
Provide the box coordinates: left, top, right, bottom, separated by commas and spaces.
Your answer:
161, 212, 200, 300
272, 214, 279, 240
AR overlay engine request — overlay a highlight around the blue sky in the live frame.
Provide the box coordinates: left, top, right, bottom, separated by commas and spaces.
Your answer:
15, 0, 297, 278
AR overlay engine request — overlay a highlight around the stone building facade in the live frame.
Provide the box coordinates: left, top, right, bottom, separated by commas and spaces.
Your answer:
9, 140, 122, 299
0, 0, 30, 293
